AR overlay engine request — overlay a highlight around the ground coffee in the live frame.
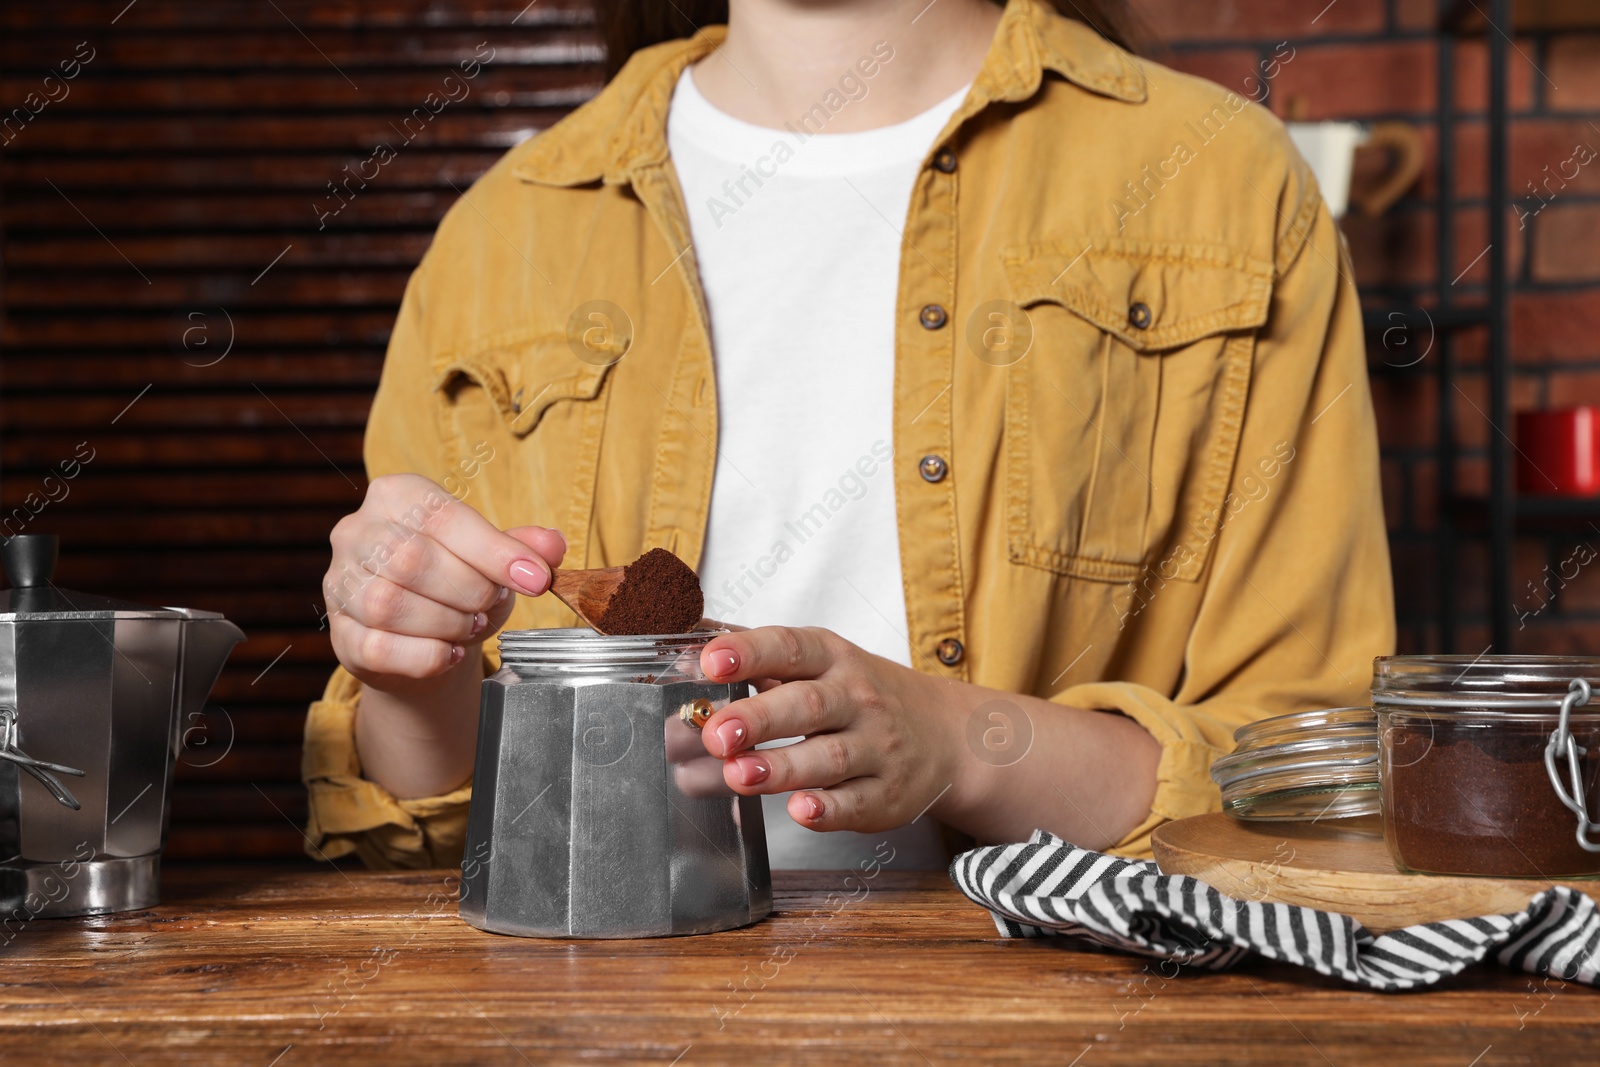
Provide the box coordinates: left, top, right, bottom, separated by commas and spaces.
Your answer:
1384, 718, 1600, 878
593, 548, 704, 636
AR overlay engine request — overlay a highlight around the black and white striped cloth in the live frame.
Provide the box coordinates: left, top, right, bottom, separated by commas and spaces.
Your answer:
950, 830, 1600, 991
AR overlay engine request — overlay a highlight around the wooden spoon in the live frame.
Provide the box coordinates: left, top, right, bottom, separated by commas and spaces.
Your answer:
549, 548, 704, 636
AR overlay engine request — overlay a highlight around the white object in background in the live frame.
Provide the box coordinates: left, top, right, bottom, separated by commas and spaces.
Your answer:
1287, 121, 1368, 218
1287, 120, 1424, 219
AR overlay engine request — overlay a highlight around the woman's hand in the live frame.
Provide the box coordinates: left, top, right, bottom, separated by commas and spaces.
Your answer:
695, 626, 959, 833
324, 473, 566, 694
693, 625, 1163, 849
327, 474, 567, 800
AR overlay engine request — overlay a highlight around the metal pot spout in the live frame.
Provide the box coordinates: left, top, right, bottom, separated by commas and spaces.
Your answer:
174, 611, 245, 729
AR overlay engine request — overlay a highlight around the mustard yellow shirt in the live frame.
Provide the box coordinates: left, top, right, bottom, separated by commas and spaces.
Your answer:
302, 0, 1395, 868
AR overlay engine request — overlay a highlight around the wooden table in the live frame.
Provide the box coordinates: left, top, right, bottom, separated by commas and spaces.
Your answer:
0, 867, 1594, 1065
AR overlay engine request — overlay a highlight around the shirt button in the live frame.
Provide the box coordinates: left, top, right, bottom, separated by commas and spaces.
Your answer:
936, 639, 964, 666
919, 455, 948, 483
932, 149, 957, 174
1129, 302, 1153, 330
919, 304, 948, 330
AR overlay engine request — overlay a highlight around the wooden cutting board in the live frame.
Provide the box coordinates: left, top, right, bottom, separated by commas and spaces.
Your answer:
1152, 812, 1600, 934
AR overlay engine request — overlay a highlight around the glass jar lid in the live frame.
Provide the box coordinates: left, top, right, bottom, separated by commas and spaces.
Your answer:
1210, 706, 1379, 822
1372, 655, 1600, 711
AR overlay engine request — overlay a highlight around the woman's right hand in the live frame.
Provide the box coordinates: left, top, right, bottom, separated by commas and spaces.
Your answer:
324, 473, 567, 695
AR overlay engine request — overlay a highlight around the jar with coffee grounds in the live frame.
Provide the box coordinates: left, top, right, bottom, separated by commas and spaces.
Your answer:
1373, 656, 1600, 879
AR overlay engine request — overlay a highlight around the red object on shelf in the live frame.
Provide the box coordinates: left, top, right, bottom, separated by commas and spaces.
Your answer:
1517, 408, 1600, 496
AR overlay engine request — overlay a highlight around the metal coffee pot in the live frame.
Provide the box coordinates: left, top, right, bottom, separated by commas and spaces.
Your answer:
460, 628, 771, 938
0, 534, 244, 917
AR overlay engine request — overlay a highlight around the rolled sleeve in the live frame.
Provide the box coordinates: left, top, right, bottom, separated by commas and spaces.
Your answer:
302, 666, 473, 870
1051, 682, 1248, 859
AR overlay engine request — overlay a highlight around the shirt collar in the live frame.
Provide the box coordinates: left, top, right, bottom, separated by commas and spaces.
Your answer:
511, 0, 1147, 188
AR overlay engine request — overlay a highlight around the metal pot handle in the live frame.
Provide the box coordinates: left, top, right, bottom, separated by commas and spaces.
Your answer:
0, 705, 85, 811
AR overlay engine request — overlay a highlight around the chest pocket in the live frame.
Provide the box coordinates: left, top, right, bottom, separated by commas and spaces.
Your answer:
430, 327, 617, 530
434, 326, 618, 438
1001, 239, 1273, 584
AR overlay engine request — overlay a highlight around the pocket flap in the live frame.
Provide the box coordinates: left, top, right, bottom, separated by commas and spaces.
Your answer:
1002, 239, 1274, 352
431, 327, 616, 437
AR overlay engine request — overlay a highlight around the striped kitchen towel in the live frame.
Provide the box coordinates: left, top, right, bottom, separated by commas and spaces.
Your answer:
950, 830, 1600, 991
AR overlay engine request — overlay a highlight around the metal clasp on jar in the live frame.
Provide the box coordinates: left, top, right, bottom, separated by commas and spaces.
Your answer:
1544, 678, 1600, 852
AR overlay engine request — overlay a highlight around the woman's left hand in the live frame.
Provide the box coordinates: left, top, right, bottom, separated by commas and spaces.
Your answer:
696, 626, 959, 833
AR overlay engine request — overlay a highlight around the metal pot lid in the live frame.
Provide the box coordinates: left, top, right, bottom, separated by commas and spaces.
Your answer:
0, 534, 184, 620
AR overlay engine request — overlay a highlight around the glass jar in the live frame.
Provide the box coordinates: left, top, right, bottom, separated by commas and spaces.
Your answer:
1373, 655, 1600, 879
1210, 707, 1380, 824
459, 628, 772, 938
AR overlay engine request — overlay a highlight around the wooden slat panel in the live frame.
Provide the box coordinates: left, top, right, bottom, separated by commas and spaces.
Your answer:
212, 668, 348, 702
39, 551, 331, 588
8, 111, 563, 152
1, 470, 364, 508
169, 784, 307, 823
5, 189, 455, 229
3, 152, 507, 190
5, 270, 413, 308
2, 352, 386, 389
164, 826, 311, 860
2, 310, 399, 347
0, 69, 600, 111
0, 2, 570, 866
30, 513, 356, 549
1, 30, 600, 70
0, 393, 373, 430
2, 431, 368, 468
170, 745, 305, 781
7, 234, 433, 269
2, 0, 592, 29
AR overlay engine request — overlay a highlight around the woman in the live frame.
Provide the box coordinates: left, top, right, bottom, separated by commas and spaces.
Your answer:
303, 0, 1394, 870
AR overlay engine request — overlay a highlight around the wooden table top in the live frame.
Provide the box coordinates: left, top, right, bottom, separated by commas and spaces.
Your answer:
1, 866, 1594, 1065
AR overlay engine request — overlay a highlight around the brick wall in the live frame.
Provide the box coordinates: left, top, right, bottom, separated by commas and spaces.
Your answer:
1133, 0, 1600, 655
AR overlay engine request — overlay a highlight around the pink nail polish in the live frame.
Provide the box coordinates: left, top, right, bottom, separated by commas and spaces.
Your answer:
496, 586, 509, 605
707, 648, 740, 678
802, 795, 824, 821
737, 756, 770, 787
469, 612, 488, 638
449, 644, 466, 666
508, 559, 549, 596
714, 719, 746, 756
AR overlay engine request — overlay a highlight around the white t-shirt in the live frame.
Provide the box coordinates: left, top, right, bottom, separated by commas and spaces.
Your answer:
668, 69, 968, 869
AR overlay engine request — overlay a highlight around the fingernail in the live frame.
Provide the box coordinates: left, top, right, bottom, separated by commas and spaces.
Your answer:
496, 586, 509, 605
469, 612, 488, 638
449, 644, 466, 666
802, 794, 824, 821
508, 559, 550, 596
714, 719, 747, 756
707, 648, 740, 678
735, 755, 770, 787
553, 529, 568, 553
